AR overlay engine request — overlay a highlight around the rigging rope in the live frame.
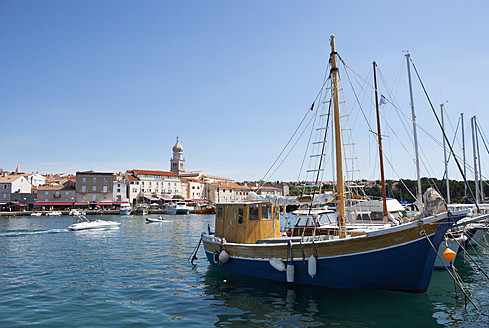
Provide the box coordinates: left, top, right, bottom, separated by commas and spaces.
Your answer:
409, 58, 479, 210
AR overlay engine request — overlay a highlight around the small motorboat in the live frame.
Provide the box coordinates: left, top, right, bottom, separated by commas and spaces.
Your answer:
68, 215, 121, 231
30, 212, 43, 216
146, 216, 165, 223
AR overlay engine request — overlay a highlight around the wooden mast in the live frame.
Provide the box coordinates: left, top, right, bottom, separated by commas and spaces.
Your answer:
330, 35, 347, 239
373, 62, 388, 222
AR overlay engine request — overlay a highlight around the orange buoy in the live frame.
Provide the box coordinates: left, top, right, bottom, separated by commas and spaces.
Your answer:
442, 247, 457, 263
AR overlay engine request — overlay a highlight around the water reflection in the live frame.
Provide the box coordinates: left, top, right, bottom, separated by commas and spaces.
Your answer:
203, 267, 441, 327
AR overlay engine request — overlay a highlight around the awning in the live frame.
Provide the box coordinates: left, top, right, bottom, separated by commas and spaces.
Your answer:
191, 199, 207, 203
144, 196, 159, 201
11, 202, 26, 206
0, 202, 7, 205
34, 202, 74, 206
74, 202, 89, 206
113, 202, 130, 205
158, 195, 173, 201
97, 202, 113, 205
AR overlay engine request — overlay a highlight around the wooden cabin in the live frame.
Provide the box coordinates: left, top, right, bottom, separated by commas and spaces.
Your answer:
214, 202, 281, 243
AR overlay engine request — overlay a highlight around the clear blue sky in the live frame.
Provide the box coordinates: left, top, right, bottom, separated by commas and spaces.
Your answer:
1, 0, 488, 182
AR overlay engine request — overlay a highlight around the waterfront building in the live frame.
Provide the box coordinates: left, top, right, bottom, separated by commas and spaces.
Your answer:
181, 177, 208, 200
126, 169, 183, 205
75, 171, 114, 207
113, 179, 129, 203
0, 174, 32, 202
34, 182, 76, 209
23, 173, 46, 187
206, 181, 253, 205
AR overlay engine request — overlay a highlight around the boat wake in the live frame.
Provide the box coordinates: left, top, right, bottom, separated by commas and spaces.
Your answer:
0, 228, 69, 237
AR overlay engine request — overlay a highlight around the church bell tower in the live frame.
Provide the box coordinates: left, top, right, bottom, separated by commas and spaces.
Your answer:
170, 137, 185, 175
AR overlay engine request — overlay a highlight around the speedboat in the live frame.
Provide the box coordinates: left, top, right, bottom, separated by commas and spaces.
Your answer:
68, 215, 121, 231
146, 216, 165, 223
30, 212, 43, 216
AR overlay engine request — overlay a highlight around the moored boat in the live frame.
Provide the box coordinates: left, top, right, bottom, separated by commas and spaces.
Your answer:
119, 203, 132, 215
195, 206, 216, 214
200, 35, 465, 292
166, 202, 189, 215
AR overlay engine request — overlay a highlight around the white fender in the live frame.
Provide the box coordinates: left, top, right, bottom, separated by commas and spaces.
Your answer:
218, 250, 230, 264
269, 258, 286, 272
308, 255, 317, 278
286, 263, 295, 283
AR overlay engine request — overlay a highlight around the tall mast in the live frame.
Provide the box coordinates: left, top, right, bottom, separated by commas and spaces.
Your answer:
405, 53, 422, 206
373, 62, 388, 222
441, 104, 450, 203
475, 117, 484, 201
330, 35, 347, 239
471, 116, 480, 203
462, 113, 467, 202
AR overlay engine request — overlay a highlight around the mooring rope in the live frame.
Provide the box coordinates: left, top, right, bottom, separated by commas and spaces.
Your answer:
447, 230, 489, 280
188, 233, 203, 265
419, 222, 480, 311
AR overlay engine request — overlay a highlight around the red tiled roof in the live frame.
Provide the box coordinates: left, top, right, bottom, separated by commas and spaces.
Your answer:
133, 169, 177, 177
210, 181, 252, 190
260, 186, 281, 190
181, 177, 209, 184
127, 175, 139, 181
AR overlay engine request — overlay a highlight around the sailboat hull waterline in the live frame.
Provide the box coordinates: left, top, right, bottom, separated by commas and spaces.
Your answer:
203, 212, 462, 292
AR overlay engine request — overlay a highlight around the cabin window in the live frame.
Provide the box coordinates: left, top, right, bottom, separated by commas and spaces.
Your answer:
217, 206, 223, 218
273, 205, 279, 220
261, 204, 271, 220
238, 208, 243, 224
249, 205, 259, 221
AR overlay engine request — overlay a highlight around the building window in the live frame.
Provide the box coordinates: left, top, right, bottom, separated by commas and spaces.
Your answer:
82, 185, 86, 193
82, 177, 86, 182
93, 186, 96, 192
92, 195, 97, 201
65, 191, 69, 195
104, 178, 107, 182
117, 189, 121, 193
103, 186, 108, 193
45, 191, 49, 195
93, 178, 97, 182
2, 185, 7, 190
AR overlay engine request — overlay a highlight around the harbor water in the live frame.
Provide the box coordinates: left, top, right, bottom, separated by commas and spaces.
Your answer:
1, 214, 488, 327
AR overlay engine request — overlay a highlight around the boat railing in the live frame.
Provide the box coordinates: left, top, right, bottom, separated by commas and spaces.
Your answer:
75, 214, 90, 223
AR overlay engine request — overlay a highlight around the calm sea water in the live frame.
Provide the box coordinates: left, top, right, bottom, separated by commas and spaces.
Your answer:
0, 214, 488, 327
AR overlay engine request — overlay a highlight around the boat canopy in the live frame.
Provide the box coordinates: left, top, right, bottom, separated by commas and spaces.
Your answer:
247, 191, 334, 206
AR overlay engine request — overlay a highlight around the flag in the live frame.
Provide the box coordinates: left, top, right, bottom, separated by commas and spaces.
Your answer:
379, 95, 388, 107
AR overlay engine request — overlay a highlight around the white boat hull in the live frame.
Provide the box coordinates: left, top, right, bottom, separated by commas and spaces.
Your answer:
68, 220, 121, 231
